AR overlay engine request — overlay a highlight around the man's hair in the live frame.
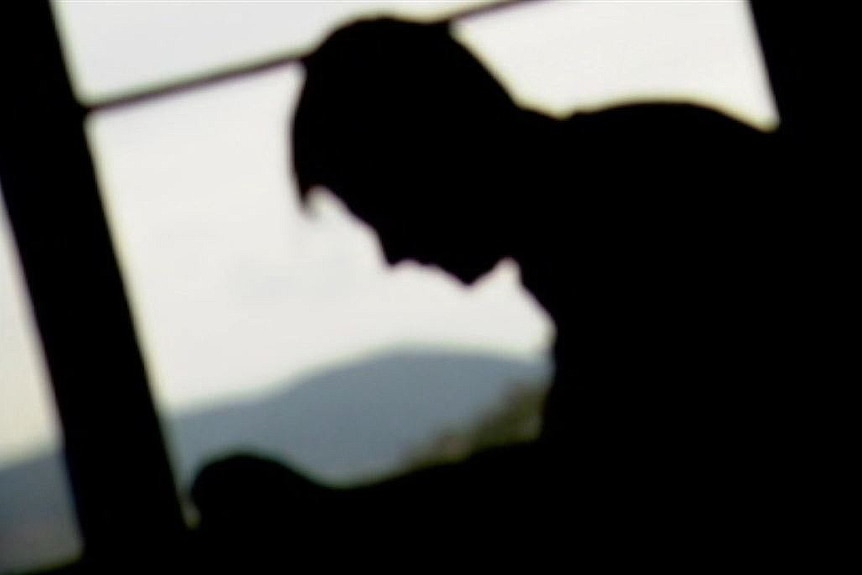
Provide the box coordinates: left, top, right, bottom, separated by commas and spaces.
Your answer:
291, 17, 518, 214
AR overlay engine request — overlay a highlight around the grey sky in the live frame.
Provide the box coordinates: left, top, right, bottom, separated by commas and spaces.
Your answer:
1, 0, 776, 465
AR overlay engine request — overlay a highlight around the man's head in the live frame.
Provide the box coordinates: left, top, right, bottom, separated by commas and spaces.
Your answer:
291, 18, 522, 284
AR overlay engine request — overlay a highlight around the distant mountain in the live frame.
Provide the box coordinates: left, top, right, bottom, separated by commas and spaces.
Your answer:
167, 348, 551, 486
0, 348, 551, 573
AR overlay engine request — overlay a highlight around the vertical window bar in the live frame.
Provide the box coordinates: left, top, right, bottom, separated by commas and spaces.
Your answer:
0, 2, 185, 565
748, 2, 814, 144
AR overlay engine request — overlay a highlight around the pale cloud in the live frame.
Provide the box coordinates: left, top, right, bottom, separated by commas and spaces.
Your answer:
455, 0, 777, 127
52, 0, 499, 101
86, 63, 552, 412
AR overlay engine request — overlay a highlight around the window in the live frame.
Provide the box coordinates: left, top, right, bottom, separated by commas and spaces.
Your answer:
1, 1, 782, 571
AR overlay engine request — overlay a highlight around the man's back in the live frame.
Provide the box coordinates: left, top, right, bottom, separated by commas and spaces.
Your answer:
539, 104, 797, 520
289, 17, 810, 565
325, 102, 796, 563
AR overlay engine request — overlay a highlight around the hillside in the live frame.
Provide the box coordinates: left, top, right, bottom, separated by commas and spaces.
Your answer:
0, 348, 551, 573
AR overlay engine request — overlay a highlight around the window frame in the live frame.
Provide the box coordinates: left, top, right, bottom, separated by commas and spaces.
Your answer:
0, 0, 803, 568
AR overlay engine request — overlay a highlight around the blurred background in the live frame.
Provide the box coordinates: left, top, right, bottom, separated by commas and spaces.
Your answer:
0, 1, 775, 571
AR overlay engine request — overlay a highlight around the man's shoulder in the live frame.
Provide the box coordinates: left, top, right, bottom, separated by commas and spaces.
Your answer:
563, 101, 768, 146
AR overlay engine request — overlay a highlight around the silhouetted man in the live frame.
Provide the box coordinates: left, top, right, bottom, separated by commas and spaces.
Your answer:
291, 17, 798, 559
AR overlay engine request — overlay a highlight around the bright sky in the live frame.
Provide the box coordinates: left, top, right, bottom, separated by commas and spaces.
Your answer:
0, 0, 777, 466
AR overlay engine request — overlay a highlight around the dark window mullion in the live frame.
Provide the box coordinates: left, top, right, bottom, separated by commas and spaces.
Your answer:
0, 2, 185, 565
